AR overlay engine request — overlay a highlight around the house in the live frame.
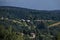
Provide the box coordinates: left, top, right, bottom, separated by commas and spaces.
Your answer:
21, 19, 25, 22
26, 20, 30, 22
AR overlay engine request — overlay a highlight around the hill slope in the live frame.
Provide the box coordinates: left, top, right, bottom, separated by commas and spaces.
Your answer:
0, 6, 60, 20
0, 6, 60, 40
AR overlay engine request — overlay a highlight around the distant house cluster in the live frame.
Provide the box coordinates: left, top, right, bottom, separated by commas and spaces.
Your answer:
21, 19, 30, 22
0, 17, 31, 23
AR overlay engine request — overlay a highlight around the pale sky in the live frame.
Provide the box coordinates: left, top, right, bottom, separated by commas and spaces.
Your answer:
0, 0, 60, 10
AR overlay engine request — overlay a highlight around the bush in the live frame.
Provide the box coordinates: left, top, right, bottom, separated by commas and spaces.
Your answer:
0, 25, 24, 40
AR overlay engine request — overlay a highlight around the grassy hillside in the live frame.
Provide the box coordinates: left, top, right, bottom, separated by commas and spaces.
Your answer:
0, 6, 60, 40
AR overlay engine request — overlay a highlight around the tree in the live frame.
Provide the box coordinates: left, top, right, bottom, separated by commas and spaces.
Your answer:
57, 32, 60, 40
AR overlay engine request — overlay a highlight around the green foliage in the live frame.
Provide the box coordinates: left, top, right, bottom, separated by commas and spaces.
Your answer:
0, 25, 24, 40
0, 6, 60, 40
0, 6, 60, 21
57, 32, 60, 40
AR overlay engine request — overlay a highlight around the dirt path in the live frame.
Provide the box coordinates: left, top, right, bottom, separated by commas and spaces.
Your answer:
48, 22, 60, 27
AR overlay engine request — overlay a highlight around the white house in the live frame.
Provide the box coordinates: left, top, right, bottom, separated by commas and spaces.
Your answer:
21, 19, 25, 22
27, 20, 30, 22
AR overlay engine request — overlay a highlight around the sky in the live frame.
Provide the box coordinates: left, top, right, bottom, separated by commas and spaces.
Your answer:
0, 0, 60, 10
